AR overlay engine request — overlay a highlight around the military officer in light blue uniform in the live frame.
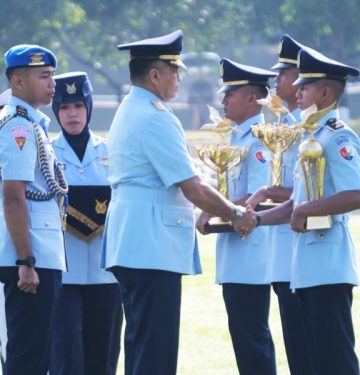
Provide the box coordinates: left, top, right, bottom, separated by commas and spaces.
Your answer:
101, 30, 251, 375
49, 72, 122, 375
0, 88, 11, 372
250, 47, 360, 375
246, 35, 315, 375
0, 45, 67, 375
197, 59, 277, 375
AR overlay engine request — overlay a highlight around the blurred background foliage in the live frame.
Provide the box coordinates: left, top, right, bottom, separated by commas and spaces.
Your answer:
1, 0, 360, 131
1, 0, 360, 95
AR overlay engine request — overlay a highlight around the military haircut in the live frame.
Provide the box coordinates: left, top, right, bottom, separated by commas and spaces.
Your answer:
242, 84, 268, 100
129, 58, 161, 83
5, 67, 30, 82
316, 78, 346, 100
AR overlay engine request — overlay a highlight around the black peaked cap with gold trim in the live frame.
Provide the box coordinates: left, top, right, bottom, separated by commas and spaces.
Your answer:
219, 58, 276, 93
117, 29, 186, 69
272, 34, 304, 70
294, 48, 359, 85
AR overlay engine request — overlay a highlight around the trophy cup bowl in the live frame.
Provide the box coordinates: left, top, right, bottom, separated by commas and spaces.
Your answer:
251, 123, 303, 210
196, 144, 248, 233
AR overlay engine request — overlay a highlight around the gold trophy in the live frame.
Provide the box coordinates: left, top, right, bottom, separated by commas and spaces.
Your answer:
196, 105, 248, 232
296, 102, 336, 230
251, 90, 303, 209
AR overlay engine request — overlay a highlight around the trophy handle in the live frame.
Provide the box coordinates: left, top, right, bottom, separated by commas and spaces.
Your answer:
316, 157, 326, 200
300, 158, 311, 202
217, 171, 228, 198
271, 150, 282, 186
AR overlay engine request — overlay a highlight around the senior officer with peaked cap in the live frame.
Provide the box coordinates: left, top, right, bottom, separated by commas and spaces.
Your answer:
0, 45, 67, 375
246, 34, 315, 375
197, 59, 277, 375
101, 29, 252, 375
244, 47, 360, 375
49, 72, 123, 375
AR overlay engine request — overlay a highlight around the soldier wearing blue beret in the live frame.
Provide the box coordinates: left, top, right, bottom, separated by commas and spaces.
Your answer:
245, 48, 360, 374
49, 72, 123, 375
101, 29, 252, 374
197, 59, 277, 375
0, 44, 67, 374
247, 35, 315, 375
0, 88, 11, 372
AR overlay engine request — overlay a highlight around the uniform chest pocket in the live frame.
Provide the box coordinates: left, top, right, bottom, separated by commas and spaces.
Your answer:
162, 206, 194, 228
30, 211, 61, 230
228, 165, 241, 180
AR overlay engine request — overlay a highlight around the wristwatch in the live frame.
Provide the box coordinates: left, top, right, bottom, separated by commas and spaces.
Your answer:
16, 256, 36, 267
234, 205, 244, 220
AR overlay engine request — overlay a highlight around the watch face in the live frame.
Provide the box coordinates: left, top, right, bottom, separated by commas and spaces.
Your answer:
16, 256, 36, 267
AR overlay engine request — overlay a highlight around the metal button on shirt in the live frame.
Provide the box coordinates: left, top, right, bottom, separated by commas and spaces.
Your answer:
176, 219, 182, 225
78, 167, 85, 174
44, 221, 50, 227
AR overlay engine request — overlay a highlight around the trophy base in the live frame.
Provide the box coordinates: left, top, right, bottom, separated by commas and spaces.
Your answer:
306, 215, 333, 230
204, 217, 234, 233
255, 200, 281, 211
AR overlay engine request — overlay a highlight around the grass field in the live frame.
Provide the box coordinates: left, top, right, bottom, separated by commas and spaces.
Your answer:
115, 214, 360, 375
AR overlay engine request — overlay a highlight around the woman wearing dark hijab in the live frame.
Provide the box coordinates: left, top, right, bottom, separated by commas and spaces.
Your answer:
49, 72, 122, 375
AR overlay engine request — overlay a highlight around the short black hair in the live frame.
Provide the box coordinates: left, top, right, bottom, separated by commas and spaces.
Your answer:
129, 59, 159, 82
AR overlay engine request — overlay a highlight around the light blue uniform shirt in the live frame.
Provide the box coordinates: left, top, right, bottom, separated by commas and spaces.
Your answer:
216, 114, 271, 284
52, 131, 117, 284
101, 86, 201, 275
269, 107, 301, 282
0, 96, 66, 271
291, 109, 360, 289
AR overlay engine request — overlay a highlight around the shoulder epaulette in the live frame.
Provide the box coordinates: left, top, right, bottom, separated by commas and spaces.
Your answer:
151, 99, 168, 112
16, 105, 29, 118
325, 118, 344, 130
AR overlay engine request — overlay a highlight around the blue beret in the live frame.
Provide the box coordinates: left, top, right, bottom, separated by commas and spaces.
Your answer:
294, 48, 359, 85
272, 34, 304, 70
219, 58, 276, 93
4, 44, 57, 70
118, 29, 186, 69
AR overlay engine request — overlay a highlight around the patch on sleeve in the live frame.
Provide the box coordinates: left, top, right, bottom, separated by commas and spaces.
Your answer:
339, 146, 353, 161
255, 150, 266, 163
335, 135, 350, 145
11, 126, 30, 150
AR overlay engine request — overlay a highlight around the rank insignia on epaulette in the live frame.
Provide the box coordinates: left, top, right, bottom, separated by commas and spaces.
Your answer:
325, 118, 344, 130
66, 185, 111, 243
16, 106, 28, 118
152, 99, 167, 111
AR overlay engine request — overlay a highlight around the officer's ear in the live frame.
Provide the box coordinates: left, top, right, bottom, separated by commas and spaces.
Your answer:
148, 67, 161, 86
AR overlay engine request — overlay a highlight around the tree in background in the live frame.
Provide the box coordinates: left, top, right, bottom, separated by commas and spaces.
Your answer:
1, 0, 360, 97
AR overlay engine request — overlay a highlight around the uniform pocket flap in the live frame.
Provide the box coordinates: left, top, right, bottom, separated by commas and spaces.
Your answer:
162, 206, 194, 228
30, 211, 61, 230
